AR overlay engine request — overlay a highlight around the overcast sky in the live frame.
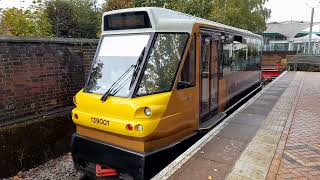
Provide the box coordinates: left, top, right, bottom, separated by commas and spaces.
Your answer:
1, 0, 320, 23
0, 0, 105, 9
265, 0, 320, 22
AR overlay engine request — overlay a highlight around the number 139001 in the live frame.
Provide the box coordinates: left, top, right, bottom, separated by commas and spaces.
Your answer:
91, 117, 109, 126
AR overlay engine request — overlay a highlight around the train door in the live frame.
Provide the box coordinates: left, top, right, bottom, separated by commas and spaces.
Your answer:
161, 34, 198, 139
199, 31, 221, 127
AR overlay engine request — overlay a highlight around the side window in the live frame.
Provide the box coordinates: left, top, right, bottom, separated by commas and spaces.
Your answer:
180, 35, 196, 88
222, 39, 233, 76
233, 39, 247, 71
247, 37, 260, 70
137, 33, 189, 96
222, 34, 248, 76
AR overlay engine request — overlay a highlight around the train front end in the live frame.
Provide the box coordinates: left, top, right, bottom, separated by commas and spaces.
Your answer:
71, 8, 196, 180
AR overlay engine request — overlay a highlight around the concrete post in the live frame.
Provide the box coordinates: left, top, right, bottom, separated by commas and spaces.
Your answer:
308, 7, 314, 55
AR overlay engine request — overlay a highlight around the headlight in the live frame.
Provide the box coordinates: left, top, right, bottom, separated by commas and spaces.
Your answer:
144, 107, 152, 116
73, 96, 77, 105
135, 124, 144, 131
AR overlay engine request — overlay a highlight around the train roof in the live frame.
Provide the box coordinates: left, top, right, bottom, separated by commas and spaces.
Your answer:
102, 7, 261, 38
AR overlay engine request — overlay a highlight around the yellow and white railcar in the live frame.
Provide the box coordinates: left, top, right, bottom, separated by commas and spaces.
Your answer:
71, 7, 262, 180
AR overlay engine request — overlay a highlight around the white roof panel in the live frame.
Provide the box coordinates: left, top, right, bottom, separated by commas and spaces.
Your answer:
294, 34, 320, 43
102, 7, 260, 37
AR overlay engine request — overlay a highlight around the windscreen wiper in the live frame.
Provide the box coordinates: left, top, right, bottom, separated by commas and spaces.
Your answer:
100, 48, 146, 102
130, 48, 145, 88
100, 65, 135, 102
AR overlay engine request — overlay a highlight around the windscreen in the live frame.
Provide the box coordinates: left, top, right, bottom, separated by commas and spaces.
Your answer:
85, 34, 150, 97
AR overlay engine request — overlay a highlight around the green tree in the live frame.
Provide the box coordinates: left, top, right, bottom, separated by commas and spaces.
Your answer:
102, 0, 134, 11
72, 0, 101, 38
0, 2, 52, 37
45, 0, 100, 38
45, 0, 76, 37
134, 0, 174, 7
169, 0, 213, 19
210, 0, 271, 33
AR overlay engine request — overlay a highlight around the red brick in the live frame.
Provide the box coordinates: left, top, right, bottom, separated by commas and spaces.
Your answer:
0, 40, 97, 122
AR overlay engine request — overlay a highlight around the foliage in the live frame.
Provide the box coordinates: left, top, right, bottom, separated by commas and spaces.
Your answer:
73, 0, 101, 38
44, 0, 100, 38
210, 0, 271, 33
44, 0, 76, 37
0, 1, 52, 37
102, 0, 134, 11
170, 0, 213, 19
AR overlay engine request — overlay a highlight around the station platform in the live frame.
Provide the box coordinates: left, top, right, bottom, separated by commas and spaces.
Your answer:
153, 71, 320, 180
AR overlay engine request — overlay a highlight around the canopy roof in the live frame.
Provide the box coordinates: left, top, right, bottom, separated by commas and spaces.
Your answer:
263, 21, 320, 38
293, 34, 320, 43
302, 24, 320, 33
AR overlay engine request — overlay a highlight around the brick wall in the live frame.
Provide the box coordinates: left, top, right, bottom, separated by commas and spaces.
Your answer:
0, 36, 98, 123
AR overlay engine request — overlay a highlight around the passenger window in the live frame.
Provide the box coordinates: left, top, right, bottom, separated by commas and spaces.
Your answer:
180, 35, 196, 88
222, 42, 233, 76
222, 35, 247, 76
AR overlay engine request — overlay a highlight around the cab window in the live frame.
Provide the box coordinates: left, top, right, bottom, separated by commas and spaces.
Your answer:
137, 33, 189, 96
180, 35, 196, 88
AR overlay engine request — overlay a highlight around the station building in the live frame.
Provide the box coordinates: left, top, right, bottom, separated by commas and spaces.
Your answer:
262, 21, 320, 54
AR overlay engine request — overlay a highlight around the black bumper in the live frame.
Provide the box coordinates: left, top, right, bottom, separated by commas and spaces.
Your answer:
71, 134, 146, 180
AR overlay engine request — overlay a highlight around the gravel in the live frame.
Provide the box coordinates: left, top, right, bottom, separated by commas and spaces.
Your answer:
6, 153, 83, 180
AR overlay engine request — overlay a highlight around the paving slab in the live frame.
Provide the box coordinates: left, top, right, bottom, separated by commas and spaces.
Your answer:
198, 136, 248, 165
216, 123, 259, 142
229, 113, 266, 127
168, 157, 233, 180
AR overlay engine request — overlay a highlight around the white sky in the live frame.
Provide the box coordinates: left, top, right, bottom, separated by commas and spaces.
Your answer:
1, 0, 320, 23
265, 0, 320, 22
0, 0, 105, 9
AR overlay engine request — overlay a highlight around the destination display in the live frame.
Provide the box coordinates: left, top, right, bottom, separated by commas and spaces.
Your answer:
104, 11, 152, 31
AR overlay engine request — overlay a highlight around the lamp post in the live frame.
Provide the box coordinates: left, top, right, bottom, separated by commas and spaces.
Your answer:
308, 7, 314, 54
307, 1, 320, 55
